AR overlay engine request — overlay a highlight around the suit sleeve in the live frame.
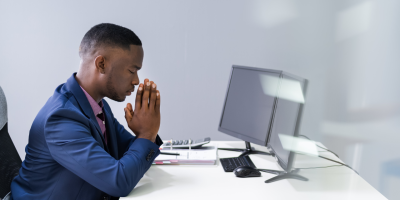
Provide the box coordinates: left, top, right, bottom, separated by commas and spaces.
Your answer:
44, 108, 159, 197
113, 117, 163, 156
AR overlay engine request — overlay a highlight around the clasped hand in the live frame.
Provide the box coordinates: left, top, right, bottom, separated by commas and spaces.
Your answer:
124, 79, 160, 142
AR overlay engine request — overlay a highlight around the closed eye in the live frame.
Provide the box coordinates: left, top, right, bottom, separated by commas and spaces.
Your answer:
129, 70, 135, 74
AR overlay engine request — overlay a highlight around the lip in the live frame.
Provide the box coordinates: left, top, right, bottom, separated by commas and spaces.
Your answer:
126, 87, 135, 96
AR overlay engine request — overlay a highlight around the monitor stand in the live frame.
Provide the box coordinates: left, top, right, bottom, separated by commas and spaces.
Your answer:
218, 141, 272, 157
258, 168, 308, 183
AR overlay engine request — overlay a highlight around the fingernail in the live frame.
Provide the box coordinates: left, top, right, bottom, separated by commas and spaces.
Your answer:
152, 84, 156, 88
157, 93, 159, 97
147, 82, 150, 86
139, 87, 142, 91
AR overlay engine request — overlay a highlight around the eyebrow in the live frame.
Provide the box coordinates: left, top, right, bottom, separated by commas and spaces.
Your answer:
131, 65, 141, 70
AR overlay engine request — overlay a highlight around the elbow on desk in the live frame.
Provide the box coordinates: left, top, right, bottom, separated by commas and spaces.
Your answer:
105, 146, 152, 197
106, 182, 137, 197
105, 167, 143, 197
114, 188, 134, 197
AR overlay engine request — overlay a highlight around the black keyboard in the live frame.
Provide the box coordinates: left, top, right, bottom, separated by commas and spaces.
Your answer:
220, 155, 257, 172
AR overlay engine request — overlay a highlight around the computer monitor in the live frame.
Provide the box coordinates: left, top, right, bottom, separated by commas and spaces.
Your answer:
218, 65, 308, 183
264, 71, 308, 183
218, 65, 283, 156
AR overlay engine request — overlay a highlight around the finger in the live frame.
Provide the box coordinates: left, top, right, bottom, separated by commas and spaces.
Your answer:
124, 106, 132, 121
155, 90, 160, 112
127, 103, 134, 116
127, 102, 133, 112
148, 81, 154, 101
141, 79, 150, 110
135, 83, 144, 110
149, 82, 157, 110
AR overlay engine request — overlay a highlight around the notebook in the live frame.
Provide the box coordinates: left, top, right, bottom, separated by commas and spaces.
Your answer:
153, 144, 217, 165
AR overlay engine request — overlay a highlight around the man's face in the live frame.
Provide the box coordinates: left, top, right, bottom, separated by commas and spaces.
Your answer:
105, 45, 143, 102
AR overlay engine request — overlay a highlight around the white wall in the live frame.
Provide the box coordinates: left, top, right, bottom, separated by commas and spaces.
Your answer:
1, 0, 399, 198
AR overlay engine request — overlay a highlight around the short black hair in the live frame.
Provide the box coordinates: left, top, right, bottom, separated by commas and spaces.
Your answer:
79, 23, 142, 57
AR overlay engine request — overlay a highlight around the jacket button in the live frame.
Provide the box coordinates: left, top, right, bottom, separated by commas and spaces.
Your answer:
146, 149, 155, 161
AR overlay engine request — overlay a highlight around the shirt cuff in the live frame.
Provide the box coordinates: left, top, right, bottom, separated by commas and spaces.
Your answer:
154, 134, 163, 147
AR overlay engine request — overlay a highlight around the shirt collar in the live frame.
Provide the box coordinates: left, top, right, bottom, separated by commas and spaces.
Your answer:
80, 86, 103, 116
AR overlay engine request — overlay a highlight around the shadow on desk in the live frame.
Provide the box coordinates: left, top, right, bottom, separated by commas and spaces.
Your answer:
128, 164, 206, 197
127, 167, 175, 197
287, 168, 371, 192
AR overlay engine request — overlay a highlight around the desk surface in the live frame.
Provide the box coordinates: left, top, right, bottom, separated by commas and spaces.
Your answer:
122, 141, 386, 200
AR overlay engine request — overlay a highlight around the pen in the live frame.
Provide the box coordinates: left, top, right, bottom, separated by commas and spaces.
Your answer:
160, 152, 180, 156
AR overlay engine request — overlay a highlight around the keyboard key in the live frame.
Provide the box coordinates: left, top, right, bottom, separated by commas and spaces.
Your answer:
162, 138, 210, 149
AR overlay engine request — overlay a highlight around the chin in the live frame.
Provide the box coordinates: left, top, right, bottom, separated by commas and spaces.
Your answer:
116, 96, 126, 102
110, 95, 126, 102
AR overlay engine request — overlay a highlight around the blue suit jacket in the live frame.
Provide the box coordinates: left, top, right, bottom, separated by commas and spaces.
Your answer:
11, 73, 162, 200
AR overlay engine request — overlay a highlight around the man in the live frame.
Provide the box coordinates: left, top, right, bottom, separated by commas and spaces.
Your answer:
11, 23, 162, 200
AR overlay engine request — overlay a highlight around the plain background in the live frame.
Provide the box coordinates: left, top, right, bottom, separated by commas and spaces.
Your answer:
1, 0, 400, 199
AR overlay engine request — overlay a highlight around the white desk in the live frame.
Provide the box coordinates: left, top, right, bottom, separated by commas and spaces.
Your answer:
122, 141, 387, 200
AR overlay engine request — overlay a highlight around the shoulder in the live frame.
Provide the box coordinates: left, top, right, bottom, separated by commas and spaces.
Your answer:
40, 84, 88, 127
43, 102, 90, 141
29, 83, 90, 141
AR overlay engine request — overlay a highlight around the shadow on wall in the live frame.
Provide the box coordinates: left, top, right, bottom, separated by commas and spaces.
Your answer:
380, 159, 400, 199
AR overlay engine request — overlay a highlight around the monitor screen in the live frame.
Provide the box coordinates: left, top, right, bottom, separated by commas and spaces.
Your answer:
218, 66, 282, 146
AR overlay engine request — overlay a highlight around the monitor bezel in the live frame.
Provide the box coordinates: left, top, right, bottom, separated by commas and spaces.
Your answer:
266, 73, 308, 172
218, 65, 282, 147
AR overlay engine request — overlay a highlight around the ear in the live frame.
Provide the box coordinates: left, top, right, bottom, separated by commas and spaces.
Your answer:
94, 55, 106, 74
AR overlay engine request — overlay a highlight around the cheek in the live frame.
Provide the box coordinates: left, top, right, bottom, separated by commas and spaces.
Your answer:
118, 77, 132, 90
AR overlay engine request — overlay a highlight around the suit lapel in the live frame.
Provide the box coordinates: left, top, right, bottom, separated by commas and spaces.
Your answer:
64, 73, 107, 149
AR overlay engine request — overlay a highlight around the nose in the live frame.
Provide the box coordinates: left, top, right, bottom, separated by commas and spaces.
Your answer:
132, 73, 140, 85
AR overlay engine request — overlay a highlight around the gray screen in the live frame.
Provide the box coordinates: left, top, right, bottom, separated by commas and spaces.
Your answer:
220, 68, 280, 143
